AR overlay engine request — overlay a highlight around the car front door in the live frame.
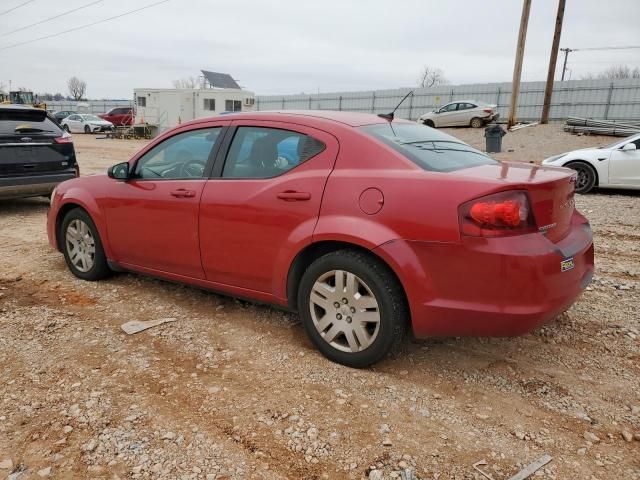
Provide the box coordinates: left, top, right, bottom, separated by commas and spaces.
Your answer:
199, 120, 339, 297
609, 138, 640, 186
103, 124, 228, 278
435, 103, 459, 127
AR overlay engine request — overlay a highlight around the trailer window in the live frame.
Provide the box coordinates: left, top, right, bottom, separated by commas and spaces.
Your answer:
225, 100, 242, 112
203, 98, 216, 111
137, 96, 146, 107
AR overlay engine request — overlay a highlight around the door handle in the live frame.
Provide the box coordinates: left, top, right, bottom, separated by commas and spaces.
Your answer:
170, 189, 196, 198
277, 191, 311, 201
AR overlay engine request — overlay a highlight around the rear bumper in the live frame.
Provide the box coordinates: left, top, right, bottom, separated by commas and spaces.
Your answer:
0, 173, 76, 200
374, 212, 594, 337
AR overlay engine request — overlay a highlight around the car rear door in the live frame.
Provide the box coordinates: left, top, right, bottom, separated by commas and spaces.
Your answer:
609, 137, 640, 186
103, 123, 229, 278
199, 120, 339, 296
65, 115, 82, 133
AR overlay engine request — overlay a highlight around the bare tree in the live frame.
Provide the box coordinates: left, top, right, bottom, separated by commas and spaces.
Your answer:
67, 76, 87, 100
172, 76, 202, 89
417, 66, 449, 88
582, 64, 640, 80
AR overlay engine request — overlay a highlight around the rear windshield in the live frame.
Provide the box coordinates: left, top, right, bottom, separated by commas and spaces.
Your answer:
360, 123, 496, 172
0, 109, 62, 135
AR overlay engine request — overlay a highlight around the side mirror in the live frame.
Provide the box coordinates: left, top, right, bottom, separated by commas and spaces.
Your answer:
621, 143, 637, 151
108, 162, 130, 180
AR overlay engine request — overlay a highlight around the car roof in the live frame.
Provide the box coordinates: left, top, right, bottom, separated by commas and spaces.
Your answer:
184, 110, 400, 128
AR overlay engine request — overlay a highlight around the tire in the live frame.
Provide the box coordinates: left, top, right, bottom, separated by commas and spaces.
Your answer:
297, 250, 408, 368
423, 119, 435, 128
60, 208, 111, 281
84, 125, 91, 134
63, 124, 70, 133
470, 117, 484, 128
566, 161, 597, 194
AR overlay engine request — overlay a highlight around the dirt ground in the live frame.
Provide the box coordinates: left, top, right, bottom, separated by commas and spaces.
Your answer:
0, 125, 638, 480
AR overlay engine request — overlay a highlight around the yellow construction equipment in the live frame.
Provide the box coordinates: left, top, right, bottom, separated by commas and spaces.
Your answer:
1, 91, 47, 110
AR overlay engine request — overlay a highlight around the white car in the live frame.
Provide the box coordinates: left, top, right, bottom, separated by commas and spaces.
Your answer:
542, 133, 640, 193
418, 100, 498, 128
61, 114, 114, 134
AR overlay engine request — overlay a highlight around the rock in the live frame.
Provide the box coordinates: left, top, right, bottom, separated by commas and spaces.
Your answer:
369, 470, 384, 480
631, 406, 640, 416
208, 386, 221, 394
621, 430, 633, 442
577, 448, 586, 455
379, 424, 391, 434
382, 438, 393, 446
0, 459, 13, 469
306, 427, 318, 440
63, 425, 73, 434
162, 431, 176, 440
37, 467, 52, 477
82, 439, 97, 452
583, 431, 600, 443
515, 431, 526, 440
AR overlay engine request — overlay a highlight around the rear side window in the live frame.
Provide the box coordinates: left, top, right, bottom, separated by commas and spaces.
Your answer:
222, 126, 325, 178
360, 123, 496, 172
0, 109, 62, 135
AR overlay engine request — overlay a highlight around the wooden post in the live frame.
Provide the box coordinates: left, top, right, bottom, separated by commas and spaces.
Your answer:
541, 0, 566, 124
508, 0, 532, 129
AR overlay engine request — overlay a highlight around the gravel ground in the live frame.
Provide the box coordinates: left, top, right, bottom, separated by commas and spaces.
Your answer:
0, 125, 638, 479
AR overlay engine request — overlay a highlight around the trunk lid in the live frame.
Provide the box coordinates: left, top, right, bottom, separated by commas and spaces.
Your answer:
453, 161, 577, 242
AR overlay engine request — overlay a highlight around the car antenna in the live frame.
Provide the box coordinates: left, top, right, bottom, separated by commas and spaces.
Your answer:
377, 90, 414, 121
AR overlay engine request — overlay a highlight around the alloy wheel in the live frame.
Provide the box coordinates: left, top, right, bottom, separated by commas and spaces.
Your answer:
65, 219, 96, 273
309, 270, 381, 353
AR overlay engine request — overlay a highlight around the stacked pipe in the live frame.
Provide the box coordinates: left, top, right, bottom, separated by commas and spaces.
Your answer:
564, 117, 640, 137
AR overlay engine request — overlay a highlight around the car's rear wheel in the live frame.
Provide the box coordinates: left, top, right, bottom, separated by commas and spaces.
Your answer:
470, 117, 484, 128
61, 208, 111, 280
84, 125, 91, 134
298, 250, 407, 368
423, 119, 435, 128
63, 124, 70, 133
566, 161, 597, 194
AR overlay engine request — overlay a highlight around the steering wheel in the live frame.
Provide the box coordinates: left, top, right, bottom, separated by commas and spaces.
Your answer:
179, 159, 206, 178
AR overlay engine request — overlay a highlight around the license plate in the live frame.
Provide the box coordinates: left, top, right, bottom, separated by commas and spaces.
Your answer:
17, 147, 34, 158
561, 257, 575, 272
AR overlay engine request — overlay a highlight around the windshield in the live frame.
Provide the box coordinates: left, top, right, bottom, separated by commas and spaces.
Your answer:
82, 115, 101, 121
360, 123, 496, 172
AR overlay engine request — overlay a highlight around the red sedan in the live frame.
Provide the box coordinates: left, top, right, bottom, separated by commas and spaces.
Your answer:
47, 111, 594, 367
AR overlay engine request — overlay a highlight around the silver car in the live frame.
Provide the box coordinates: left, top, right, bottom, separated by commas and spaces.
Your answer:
418, 100, 498, 128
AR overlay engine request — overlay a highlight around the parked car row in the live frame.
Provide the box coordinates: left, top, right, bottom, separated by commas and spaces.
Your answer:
50, 107, 134, 131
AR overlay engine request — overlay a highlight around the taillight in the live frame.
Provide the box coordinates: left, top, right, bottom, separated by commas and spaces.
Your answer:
459, 190, 536, 237
54, 132, 73, 144
483, 108, 493, 113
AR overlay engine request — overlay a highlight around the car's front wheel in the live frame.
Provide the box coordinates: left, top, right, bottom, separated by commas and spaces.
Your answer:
63, 124, 70, 133
423, 119, 435, 128
60, 208, 111, 280
566, 161, 597, 194
298, 250, 407, 368
84, 125, 91, 134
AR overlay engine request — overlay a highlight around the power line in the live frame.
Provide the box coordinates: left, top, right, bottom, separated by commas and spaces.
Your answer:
0, 0, 104, 39
573, 45, 640, 52
0, 0, 37, 17
0, 0, 171, 51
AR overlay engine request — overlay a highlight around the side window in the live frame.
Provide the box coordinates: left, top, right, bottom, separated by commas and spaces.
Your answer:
68, 115, 78, 121
225, 100, 242, 112
222, 127, 325, 179
440, 103, 457, 113
632, 138, 640, 149
134, 128, 222, 180
460, 103, 475, 110
137, 96, 147, 107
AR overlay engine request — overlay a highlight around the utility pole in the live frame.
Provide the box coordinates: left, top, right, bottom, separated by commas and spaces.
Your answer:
508, 0, 532, 129
560, 48, 572, 81
541, 0, 566, 124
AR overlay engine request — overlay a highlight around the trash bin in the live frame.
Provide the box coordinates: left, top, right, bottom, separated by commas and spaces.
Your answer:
484, 124, 506, 153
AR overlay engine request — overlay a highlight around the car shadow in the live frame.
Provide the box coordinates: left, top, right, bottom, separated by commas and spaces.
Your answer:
0, 197, 50, 215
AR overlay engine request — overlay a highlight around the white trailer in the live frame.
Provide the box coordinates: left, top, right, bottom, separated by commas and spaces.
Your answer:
133, 88, 255, 131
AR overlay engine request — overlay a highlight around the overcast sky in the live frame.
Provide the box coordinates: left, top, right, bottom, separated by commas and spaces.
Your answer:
1, 0, 639, 98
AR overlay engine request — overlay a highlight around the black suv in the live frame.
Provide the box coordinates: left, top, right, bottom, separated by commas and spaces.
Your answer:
0, 105, 78, 200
